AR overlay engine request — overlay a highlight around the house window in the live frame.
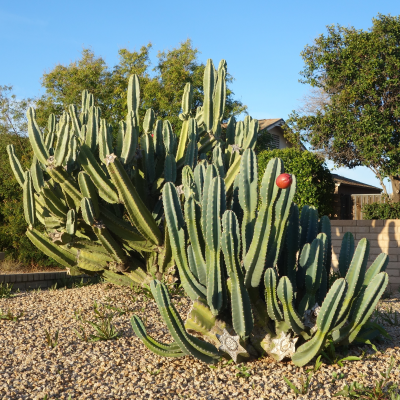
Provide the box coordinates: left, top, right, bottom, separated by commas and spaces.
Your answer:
271, 134, 280, 149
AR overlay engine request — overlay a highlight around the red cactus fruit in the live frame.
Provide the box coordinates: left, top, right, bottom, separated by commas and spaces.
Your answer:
276, 173, 292, 189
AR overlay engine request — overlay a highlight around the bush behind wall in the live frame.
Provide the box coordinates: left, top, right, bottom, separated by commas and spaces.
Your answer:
258, 148, 335, 216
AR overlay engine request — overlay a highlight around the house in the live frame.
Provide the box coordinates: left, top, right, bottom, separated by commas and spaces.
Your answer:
257, 118, 306, 150
255, 117, 383, 219
331, 174, 382, 220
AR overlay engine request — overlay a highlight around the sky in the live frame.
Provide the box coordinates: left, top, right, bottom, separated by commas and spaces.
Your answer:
1, 0, 399, 193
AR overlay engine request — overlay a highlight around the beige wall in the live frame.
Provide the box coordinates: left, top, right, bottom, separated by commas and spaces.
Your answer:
331, 220, 400, 289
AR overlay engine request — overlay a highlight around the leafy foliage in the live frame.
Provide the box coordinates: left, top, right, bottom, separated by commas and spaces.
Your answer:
362, 201, 400, 220
35, 40, 247, 135
0, 87, 59, 266
257, 148, 335, 216
284, 14, 400, 198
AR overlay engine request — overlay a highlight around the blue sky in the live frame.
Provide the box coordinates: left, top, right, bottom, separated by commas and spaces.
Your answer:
1, 0, 399, 192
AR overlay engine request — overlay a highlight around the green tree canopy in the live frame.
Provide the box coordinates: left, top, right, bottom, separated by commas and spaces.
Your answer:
284, 14, 400, 199
36, 39, 247, 134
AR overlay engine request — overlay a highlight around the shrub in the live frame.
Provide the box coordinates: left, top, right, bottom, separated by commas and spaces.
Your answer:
257, 148, 335, 216
0, 133, 59, 267
362, 201, 400, 220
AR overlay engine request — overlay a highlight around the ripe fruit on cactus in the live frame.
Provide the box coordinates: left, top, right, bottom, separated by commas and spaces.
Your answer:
276, 173, 292, 189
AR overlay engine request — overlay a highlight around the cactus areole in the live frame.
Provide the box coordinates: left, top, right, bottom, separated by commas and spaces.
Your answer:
276, 173, 292, 189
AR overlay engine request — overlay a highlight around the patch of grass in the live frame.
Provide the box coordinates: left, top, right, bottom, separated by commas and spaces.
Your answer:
284, 355, 323, 397
235, 364, 251, 379
73, 302, 121, 342
334, 356, 399, 399
321, 340, 363, 367
0, 282, 14, 298
0, 308, 23, 321
373, 306, 400, 327
45, 329, 59, 348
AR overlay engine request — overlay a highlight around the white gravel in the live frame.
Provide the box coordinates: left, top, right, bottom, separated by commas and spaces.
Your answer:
0, 283, 399, 400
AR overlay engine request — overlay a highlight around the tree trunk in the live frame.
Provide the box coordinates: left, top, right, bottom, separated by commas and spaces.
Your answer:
390, 175, 400, 202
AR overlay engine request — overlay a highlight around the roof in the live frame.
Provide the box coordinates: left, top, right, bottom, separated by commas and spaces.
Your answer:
332, 174, 382, 191
220, 118, 285, 131
258, 118, 285, 131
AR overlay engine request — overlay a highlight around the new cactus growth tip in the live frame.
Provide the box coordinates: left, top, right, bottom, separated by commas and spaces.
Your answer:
131, 152, 389, 367
7, 58, 259, 288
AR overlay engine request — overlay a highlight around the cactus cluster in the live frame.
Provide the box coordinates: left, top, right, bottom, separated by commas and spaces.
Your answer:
131, 152, 389, 366
7, 59, 258, 287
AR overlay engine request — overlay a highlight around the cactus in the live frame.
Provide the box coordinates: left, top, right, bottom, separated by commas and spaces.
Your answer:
8, 58, 258, 287
132, 153, 389, 367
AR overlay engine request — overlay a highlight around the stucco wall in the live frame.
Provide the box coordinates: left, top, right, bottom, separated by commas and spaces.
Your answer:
331, 220, 400, 289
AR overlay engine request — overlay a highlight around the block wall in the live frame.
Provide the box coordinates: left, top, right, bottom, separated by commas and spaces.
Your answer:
331, 220, 400, 289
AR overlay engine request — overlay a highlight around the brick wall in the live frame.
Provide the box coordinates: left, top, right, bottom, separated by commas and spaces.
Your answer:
331, 220, 400, 289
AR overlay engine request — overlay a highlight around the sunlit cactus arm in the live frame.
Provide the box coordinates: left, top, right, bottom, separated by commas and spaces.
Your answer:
45, 113, 56, 149
184, 196, 207, 286
46, 165, 82, 207
141, 133, 156, 184
23, 171, 36, 228
202, 59, 216, 133
127, 74, 140, 128
98, 119, 113, 162
151, 280, 220, 363
362, 253, 388, 288
85, 106, 99, 152
26, 228, 77, 269
264, 268, 284, 321
211, 60, 227, 134
332, 272, 388, 345
244, 158, 283, 288
176, 83, 193, 164
164, 154, 177, 183
54, 113, 71, 167
205, 176, 227, 315
163, 182, 206, 300
99, 205, 157, 253
6, 144, 25, 187
212, 143, 225, 178
292, 278, 347, 367
277, 276, 305, 335
201, 164, 218, 237
277, 204, 299, 291
120, 112, 138, 165
66, 209, 76, 235
78, 144, 119, 204
27, 107, 49, 165
116, 121, 125, 158
78, 172, 100, 218
239, 149, 258, 257
335, 238, 370, 326
265, 175, 297, 269
41, 185, 68, 220
316, 232, 329, 305
131, 315, 185, 357
30, 157, 44, 193
221, 210, 253, 339
338, 232, 355, 278
194, 161, 207, 204
106, 155, 162, 246
184, 119, 198, 170
242, 118, 258, 150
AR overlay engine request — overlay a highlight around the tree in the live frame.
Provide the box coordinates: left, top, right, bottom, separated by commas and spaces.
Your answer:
284, 14, 400, 199
0, 86, 57, 264
36, 39, 247, 134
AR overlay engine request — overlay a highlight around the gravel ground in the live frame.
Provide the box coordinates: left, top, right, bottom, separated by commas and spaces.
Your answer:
0, 283, 399, 400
